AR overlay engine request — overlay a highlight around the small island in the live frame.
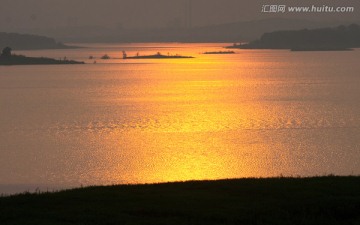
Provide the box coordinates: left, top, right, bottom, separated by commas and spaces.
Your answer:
122, 51, 194, 59
227, 24, 360, 51
0, 47, 84, 66
202, 51, 235, 54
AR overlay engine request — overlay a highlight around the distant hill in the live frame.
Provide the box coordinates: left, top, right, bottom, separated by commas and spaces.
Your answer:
7, 19, 360, 43
229, 24, 360, 51
0, 32, 77, 50
26, 18, 357, 43
178, 18, 344, 42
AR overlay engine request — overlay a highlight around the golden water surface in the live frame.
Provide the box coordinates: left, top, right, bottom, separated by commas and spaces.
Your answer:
0, 43, 359, 193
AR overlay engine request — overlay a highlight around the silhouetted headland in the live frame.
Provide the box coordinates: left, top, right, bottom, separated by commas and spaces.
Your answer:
228, 24, 360, 51
0, 32, 78, 50
0, 47, 84, 65
122, 51, 194, 59
290, 47, 353, 52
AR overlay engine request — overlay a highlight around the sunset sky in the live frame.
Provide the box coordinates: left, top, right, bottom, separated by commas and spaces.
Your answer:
1, 0, 359, 30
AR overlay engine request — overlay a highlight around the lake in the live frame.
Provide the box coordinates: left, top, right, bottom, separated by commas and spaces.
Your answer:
1, 43, 359, 194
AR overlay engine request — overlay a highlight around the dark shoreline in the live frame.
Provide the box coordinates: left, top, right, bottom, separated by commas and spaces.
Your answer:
1, 176, 359, 225
0, 55, 84, 65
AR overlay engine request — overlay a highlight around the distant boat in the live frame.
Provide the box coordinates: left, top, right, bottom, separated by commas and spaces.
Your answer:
202, 51, 235, 54
122, 51, 194, 59
101, 54, 111, 59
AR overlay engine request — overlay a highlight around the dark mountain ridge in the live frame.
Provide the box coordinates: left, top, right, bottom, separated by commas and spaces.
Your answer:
0, 32, 77, 50
230, 24, 360, 50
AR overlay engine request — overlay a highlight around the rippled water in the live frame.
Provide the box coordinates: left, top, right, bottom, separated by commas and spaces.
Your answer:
1, 43, 360, 194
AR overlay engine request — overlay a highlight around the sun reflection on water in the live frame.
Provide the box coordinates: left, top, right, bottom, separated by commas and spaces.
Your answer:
1, 44, 360, 192
96, 55, 268, 183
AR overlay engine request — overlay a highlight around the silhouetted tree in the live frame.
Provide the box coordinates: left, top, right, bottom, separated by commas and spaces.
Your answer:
1, 47, 12, 57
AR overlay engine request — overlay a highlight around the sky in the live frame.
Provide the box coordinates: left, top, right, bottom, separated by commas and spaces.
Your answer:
0, 0, 359, 30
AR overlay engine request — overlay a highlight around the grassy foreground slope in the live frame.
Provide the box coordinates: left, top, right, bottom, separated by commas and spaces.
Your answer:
1, 177, 360, 225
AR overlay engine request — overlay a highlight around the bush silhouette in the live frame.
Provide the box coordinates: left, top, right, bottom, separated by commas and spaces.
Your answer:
1, 47, 12, 57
